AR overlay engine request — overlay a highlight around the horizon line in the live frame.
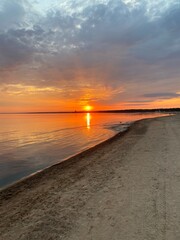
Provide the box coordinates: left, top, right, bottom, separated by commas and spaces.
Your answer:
0, 107, 179, 114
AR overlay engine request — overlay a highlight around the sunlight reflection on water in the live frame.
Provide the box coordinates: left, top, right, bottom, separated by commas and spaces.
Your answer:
86, 113, 91, 129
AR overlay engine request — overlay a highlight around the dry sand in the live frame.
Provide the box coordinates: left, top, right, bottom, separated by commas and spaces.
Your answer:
0, 114, 180, 240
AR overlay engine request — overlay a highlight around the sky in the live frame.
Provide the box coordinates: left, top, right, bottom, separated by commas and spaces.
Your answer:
0, 0, 180, 112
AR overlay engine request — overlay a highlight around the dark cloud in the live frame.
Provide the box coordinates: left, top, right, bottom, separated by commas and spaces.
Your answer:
143, 92, 180, 99
0, 31, 34, 69
162, 4, 180, 33
0, 0, 29, 30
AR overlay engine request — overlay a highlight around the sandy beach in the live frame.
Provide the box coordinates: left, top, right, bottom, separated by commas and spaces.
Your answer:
0, 114, 180, 240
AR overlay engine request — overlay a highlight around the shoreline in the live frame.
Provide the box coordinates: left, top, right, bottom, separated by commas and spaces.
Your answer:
0, 115, 168, 192
0, 114, 179, 240
0, 119, 131, 195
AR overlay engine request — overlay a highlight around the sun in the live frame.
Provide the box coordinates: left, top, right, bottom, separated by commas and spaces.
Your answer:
84, 105, 93, 111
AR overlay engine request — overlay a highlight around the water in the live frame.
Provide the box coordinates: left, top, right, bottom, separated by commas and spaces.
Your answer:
0, 112, 167, 189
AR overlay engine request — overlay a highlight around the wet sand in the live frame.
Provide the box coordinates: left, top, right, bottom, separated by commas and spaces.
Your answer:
0, 114, 180, 240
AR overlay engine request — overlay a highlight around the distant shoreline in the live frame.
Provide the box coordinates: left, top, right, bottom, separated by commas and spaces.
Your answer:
0, 107, 179, 114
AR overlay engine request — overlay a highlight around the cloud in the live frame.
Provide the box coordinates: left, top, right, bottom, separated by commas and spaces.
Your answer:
0, 31, 34, 69
0, 0, 36, 30
143, 92, 180, 99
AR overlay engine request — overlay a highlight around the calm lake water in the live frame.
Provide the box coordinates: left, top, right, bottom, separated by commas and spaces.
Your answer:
0, 112, 167, 189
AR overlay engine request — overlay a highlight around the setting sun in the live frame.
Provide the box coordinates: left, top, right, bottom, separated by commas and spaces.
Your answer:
84, 105, 93, 111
